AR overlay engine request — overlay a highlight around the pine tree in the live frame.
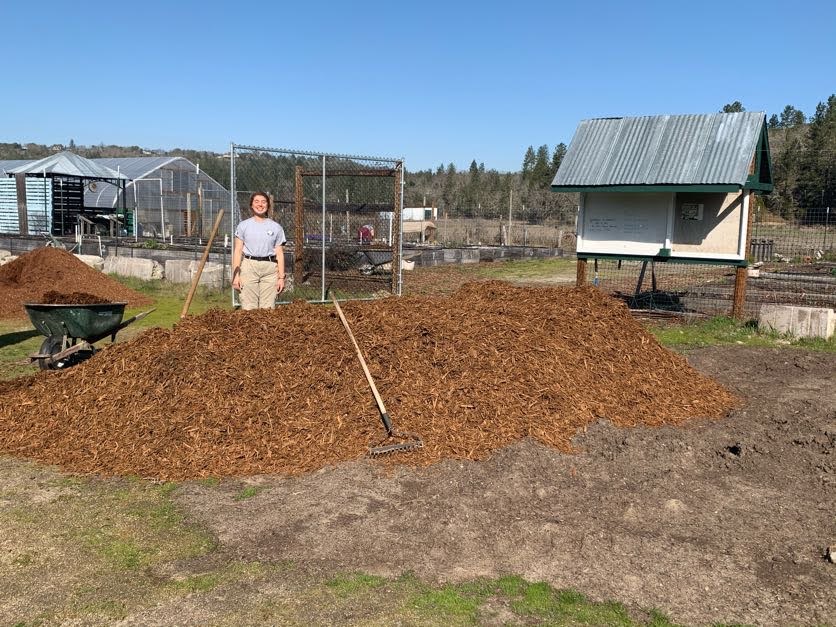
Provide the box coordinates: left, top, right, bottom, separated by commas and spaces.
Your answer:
551, 143, 567, 177
522, 146, 536, 182
768, 114, 779, 129
721, 101, 745, 113
532, 145, 550, 189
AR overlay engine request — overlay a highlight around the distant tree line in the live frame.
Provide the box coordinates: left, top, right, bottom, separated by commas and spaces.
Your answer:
403, 143, 575, 225
2, 92, 833, 223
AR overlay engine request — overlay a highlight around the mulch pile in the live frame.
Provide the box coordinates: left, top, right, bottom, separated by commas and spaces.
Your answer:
0, 247, 150, 318
40, 291, 112, 305
0, 282, 739, 480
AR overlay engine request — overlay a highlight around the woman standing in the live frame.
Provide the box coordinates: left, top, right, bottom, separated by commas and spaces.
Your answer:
231, 192, 287, 309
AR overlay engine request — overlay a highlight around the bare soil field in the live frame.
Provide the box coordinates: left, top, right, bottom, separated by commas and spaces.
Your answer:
2, 346, 833, 625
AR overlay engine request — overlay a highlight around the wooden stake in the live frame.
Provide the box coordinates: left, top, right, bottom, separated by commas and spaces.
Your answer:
180, 209, 224, 319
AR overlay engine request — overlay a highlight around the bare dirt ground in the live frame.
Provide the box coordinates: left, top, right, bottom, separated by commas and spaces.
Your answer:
157, 345, 835, 626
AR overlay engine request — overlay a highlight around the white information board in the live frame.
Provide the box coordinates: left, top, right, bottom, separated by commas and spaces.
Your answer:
578, 192, 670, 256
577, 191, 748, 261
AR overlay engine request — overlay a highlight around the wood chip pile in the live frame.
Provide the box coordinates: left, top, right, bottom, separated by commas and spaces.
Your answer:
0, 247, 150, 318
40, 291, 113, 305
0, 282, 739, 480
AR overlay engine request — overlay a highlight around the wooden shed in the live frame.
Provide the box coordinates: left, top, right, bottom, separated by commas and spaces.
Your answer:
551, 111, 773, 316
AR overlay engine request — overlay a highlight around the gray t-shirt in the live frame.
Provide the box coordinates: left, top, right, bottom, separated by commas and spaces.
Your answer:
235, 217, 286, 257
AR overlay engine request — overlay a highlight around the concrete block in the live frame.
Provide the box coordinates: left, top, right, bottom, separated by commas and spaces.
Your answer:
443, 249, 460, 263
759, 304, 835, 339
164, 260, 225, 289
74, 254, 105, 271
104, 256, 163, 281
461, 249, 480, 264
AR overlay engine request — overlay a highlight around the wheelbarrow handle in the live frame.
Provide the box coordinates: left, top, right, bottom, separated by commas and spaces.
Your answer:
117, 307, 157, 330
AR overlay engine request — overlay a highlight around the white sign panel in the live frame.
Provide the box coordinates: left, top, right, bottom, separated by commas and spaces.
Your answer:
578, 192, 670, 256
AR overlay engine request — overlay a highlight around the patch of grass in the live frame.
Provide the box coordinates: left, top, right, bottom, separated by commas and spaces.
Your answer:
412, 585, 482, 621
649, 316, 836, 352
84, 533, 146, 570
115, 275, 232, 332
326, 572, 388, 597
199, 476, 221, 487
234, 485, 262, 501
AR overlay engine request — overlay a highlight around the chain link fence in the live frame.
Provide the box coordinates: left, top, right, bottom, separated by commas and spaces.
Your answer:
231, 145, 403, 304
582, 207, 835, 318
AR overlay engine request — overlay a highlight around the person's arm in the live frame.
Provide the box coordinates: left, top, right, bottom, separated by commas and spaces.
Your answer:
275, 242, 286, 293
232, 236, 244, 290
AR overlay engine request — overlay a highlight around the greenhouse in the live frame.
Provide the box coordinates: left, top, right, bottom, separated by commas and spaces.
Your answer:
0, 153, 229, 238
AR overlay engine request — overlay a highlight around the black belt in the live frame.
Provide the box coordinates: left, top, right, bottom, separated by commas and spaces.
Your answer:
244, 254, 277, 262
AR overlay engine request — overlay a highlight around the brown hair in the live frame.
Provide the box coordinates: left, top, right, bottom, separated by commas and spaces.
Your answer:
249, 192, 272, 215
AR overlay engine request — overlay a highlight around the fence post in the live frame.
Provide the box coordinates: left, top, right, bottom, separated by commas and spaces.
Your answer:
731, 266, 747, 320
576, 258, 587, 286
294, 165, 304, 288
391, 163, 402, 295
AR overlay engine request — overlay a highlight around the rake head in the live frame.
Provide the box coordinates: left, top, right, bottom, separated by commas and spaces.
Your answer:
368, 430, 424, 457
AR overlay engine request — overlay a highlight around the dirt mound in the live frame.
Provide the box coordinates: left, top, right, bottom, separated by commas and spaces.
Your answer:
0, 247, 150, 318
0, 282, 739, 480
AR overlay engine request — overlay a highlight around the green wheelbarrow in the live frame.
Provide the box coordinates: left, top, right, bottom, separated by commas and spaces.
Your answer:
24, 302, 156, 370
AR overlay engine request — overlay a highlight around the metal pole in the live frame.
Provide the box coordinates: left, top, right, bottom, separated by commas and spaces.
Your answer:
824, 206, 830, 250
321, 155, 326, 302
230, 142, 236, 308
508, 189, 513, 246
159, 178, 164, 239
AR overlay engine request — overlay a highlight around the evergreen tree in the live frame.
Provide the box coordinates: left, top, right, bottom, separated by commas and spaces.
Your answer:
779, 105, 805, 128
768, 114, 780, 129
794, 95, 835, 211
522, 146, 536, 182
532, 145, 551, 188
721, 101, 745, 113
551, 143, 567, 177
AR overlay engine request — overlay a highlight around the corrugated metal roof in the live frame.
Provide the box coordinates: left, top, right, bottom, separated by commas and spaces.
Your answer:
552, 112, 767, 188
94, 156, 181, 180
0, 160, 33, 175
7, 151, 127, 179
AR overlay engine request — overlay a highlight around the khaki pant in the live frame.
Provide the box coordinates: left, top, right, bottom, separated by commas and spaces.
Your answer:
239, 258, 277, 310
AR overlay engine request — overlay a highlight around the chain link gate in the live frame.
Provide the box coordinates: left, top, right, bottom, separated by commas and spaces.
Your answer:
230, 145, 404, 305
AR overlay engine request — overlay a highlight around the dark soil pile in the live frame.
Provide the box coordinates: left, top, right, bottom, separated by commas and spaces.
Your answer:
0, 282, 739, 480
40, 291, 112, 305
0, 247, 150, 318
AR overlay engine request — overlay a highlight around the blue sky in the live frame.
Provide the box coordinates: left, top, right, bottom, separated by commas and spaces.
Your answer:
2, 0, 833, 172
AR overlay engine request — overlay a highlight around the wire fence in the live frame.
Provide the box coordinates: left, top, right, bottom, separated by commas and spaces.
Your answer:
585, 207, 835, 317
231, 146, 404, 304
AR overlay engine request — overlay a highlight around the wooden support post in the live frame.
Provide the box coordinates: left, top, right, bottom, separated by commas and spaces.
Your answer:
576, 258, 587, 286
731, 266, 747, 320
15, 174, 29, 235
732, 190, 756, 320
294, 165, 304, 287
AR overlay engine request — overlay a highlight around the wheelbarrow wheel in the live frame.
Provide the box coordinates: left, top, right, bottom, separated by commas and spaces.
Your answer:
37, 336, 90, 370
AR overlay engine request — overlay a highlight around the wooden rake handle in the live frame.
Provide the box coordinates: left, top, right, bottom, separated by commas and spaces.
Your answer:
180, 209, 225, 319
330, 295, 392, 431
